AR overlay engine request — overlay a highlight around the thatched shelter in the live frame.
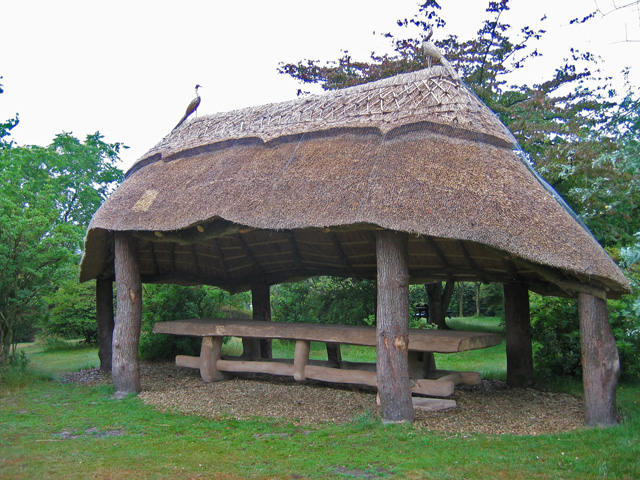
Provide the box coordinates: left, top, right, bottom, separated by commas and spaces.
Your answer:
81, 65, 630, 425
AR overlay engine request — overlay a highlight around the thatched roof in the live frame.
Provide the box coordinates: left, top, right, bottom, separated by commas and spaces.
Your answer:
80, 66, 630, 299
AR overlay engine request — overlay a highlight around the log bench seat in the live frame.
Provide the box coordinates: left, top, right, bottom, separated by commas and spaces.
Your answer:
153, 319, 502, 410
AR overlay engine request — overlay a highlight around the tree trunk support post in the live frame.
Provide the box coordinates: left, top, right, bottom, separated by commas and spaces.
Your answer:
96, 278, 114, 372
112, 232, 143, 396
578, 293, 619, 426
242, 281, 272, 360
503, 283, 535, 388
375, 230, 414, 423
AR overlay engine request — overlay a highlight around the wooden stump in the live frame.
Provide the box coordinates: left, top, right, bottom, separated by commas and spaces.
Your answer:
578, 293, 619, 426
504, 283, 535, 388
96, 278, 114, 372
375, 230, 414, 423
112, 232, 142, 395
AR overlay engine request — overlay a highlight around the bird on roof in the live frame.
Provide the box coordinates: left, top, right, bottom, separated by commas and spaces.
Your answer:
173, 84, 202, 130
421, 27, 460, 81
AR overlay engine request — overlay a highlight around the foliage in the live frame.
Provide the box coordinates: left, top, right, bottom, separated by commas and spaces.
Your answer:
42, 274, 99, 344
0, 112, 124, 363
140, 284, 250, 360
531, 289, 640, 382
530, 295, 582, 378
278, 0, 639, 248
271, 277, 375, 326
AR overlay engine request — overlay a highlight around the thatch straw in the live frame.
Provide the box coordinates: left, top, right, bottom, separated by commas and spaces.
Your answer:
80, 66, 630, 299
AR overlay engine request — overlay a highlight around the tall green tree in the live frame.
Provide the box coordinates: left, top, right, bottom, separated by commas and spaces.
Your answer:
0, 112, 123, 361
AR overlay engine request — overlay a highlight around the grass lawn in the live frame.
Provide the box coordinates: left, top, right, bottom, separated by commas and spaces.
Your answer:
2, 319, 639, 479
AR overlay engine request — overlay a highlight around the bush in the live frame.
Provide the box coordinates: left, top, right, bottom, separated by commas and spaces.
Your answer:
531, 294, 640, 382
272, 277, 375, 326
530, 295, 582, 379
139, 284, 250, 360
43, 279, 98, 345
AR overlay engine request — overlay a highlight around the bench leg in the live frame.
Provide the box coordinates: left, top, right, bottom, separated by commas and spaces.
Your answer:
200, 336, 224, 382
294, 340, 310, 381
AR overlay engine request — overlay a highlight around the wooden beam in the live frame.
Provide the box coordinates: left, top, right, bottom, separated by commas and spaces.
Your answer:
504, 283, 535, 388
305, 365, 377, 387
376, 230, 414, 423
329, 232, 357, 277
217, 359, 295, 377
211, 238, 228, 280
96, 278, 114, 372
190, 244, 200, 276
153, 319, 502, 353
578, 293, 619, 426
424, 236, 448, 268
148, 242, 160, 274
286, 231, 305, 271
236, 234, 264, 276
457, 240, 489, 284
113, 232, 142, 395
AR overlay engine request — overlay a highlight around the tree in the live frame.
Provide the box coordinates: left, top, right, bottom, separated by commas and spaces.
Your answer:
0, 113, 123, 362
279, 0, 639, 249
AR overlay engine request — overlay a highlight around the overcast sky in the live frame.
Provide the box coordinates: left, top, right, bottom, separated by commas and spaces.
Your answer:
1, 0, 638, 171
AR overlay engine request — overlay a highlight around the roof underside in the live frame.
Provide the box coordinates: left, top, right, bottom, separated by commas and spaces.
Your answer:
80, 67, 630, 299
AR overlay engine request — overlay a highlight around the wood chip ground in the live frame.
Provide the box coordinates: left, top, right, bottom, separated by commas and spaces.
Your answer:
63, 362, 585, 436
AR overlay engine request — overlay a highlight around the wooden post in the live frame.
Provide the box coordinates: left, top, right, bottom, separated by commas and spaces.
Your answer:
375, 230, 414, 423
503, 283, 535, 388
112, 232, 142, 395
252, 281, 272, 359
578, 293, 619, 426
326, 343, 342, 367
96, 278, 114, 372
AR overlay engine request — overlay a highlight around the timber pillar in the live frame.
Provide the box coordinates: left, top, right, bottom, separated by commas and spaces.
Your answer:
375, 230, 414, 423
578, 293, 619, 426
96, 278, 114, 372
503, 283, 535, 388
112, 232, 143, 395
243, 281, 272, 359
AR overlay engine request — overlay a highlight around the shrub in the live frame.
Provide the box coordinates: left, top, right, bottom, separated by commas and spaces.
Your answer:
139, 284, 250, 360
271, 277, 375, 326
43, 279, 98, 345
531, 294, 640, 382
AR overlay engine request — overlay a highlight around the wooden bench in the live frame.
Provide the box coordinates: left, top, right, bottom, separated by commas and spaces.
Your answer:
153, 319, 502, 411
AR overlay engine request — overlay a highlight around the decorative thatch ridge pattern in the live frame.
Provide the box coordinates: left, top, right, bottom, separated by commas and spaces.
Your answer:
131, 67, 515, 174
80, 66, 630, 299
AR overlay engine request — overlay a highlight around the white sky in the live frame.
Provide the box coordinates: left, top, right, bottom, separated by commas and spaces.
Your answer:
1, 0, 638, 171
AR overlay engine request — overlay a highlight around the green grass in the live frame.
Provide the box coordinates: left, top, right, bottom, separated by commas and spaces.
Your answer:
2, 328, 639, 479
16, 340, 100, 379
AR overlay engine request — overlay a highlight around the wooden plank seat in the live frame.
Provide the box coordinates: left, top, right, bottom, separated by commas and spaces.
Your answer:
153, 319, 501, 402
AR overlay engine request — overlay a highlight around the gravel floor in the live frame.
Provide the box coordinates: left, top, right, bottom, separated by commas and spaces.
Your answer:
63, 362, 585, 436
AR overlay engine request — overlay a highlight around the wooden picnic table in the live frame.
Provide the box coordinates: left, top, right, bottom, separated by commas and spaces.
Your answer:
153, 318, 502, 411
